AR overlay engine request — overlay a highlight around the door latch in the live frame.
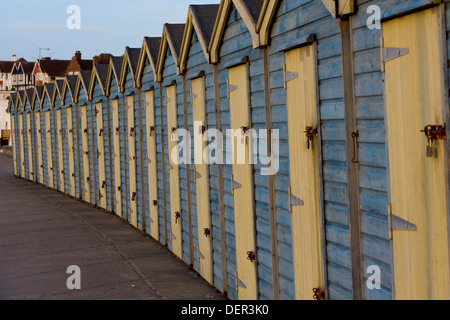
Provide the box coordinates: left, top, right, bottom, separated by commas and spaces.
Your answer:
247, 251, 256, 262
313, 288, 325, 300
304, 126, 318, 149
175, 211, 181, 224
421, 124, 447, 157
203, 228, 211, 237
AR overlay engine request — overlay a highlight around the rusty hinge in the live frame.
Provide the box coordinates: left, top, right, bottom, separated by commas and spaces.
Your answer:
235, 271, 246, 289
231, 175, 241, 195
190, 90, 198, 102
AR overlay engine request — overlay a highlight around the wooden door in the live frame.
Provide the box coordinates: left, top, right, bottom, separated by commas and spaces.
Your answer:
166, 85, 182, 258
383, 7, 450, 299
285, 45, 324, 299
67, 107, 75, 197
127, 95, 138, 227
45, 111, 53, 188
36, 112, 43, 184
145, 91, 159, 240
96, 102, 107, 209
112, 98, 122, 217
81, 105, 91, 203
56, 109, 64, 193
228, 64, 257, 300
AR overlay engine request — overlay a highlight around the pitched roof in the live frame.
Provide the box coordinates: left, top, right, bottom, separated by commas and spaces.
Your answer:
144, 37, 161, 69
25, 88, 35, 106
241, 0, 265, 24
126, 47, 141, 76
39, 59, 71, 77
0, 61, 15, 73
21, 62, 35, 75
35, 86, 44, 103
55, 79, 65, 99
43, 82, 55, 102
80, 70, 92, 93
110, 56, 123, 82
66, 75, 78, 98
95, 64, 109, 88
190, 5, 220, 47
165, 24, 186, 60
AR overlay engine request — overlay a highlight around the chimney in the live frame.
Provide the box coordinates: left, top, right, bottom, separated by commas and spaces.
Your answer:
75, 51, 82, 62
12, 54, 16, 62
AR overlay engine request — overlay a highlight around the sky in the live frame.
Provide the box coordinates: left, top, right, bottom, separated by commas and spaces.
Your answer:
0, 0, 220, 61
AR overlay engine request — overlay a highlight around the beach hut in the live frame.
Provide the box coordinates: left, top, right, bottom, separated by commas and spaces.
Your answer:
106, 56, 125, 218
34, 86, 45, 185
22, 89, 36, 182
8, 92, 19, 177
119, 47, 142, 229
89, 63, 112, 211
41, 83, 56, 189
74, 70, 94, 204
155, 23, 190, 262
207, 0, 268, 300
178, 4, 221, 288
52, 80, 68, 193
62, 75, 80, 198
136, 37, 162, 241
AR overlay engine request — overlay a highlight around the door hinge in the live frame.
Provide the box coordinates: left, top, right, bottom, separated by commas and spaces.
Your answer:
227, 79, 237, 99
190, 90, 198, 102
231, 175, 242, 195
289, 186, 304, 212
235, 271, 247, 289
197, 246, 205, 260
283, 64, 299, 89
388, 203, 417, 240
380, 37, 409, 72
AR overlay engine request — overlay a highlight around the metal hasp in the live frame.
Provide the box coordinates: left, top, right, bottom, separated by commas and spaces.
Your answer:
203, 228, 211, 237
421, 124, 447, 158
131, 192, 136, 201
130, 127, 134, 137
175, 211, 181, 224
152, 200, 158, 207
313, 288, 325, 300
102, 181, 106, 189
149, 126, 155, 136
304, 126, 318, 149
351, 130, 359, 163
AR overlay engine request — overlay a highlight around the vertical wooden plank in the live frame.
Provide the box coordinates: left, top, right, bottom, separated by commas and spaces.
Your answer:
285, 45, 324, 300
81, 105, 91, 203
145, 91, 159, 239
26, 113, 33, 181
229, 64, 258, 300
341, 18, 363, 300
56, 109, 64, 193
383, 7, 450, 299
67, 107, 75, 197
263, 47, 280, 300
11, 115, 17, 176
192, 76, 214, 284
138, 88, 147, 232
166, 84, 183, 258
20, 114, 25, 178
127, 95, 138, 227
96, 102, 107, 209
36, 112, 43, 185
214, 64, 228, 293
112, 99, 122, 217
45, 111, 53, 188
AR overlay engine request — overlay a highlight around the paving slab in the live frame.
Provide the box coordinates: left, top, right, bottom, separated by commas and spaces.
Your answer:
0, 154, 224, 300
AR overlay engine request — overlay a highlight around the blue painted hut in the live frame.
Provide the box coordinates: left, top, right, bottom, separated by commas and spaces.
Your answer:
136, 37, 162, 241
42, 83, 57, 189
155, 23, 190, 262
178, 3, 221, 289
105, 56, 125, 218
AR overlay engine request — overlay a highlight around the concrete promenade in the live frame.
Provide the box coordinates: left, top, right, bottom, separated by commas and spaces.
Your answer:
0, 153, 223, 300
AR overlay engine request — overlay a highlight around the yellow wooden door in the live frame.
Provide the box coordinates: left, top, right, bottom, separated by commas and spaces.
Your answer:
166, 85, 182, 258
145, 91, 159, 240
45, 111, 53, 188
11, 115, 17, 176
228, 64, 257, 300
383, 7, 450, 299
81, 105, 91, 203
285, 45, 324, 299
96, 102, 107, 209
67, 107, 75, 197
56, 109, 65, 193
19, 114, 25, 178
127, 95, 138, 227
112, 99, 122, 217
192, 77, 213, 284
26, 113, 33, 181
36, 112, 43, 184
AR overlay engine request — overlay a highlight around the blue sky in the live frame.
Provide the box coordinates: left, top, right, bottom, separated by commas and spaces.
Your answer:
0, 0, 220, 61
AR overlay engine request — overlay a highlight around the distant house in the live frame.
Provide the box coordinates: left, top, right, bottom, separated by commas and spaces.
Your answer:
11, 59, 34, 90
0, 57, 16, 91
